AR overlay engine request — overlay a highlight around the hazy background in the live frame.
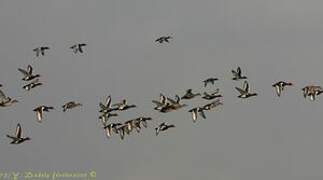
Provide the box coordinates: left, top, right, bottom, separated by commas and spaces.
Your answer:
1, 0, 323, 179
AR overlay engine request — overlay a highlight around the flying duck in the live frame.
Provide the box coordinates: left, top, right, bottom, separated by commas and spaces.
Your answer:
23, 79, 42, 91
33, 46, 49, 57
103, 123, 122, 138
188, 107, 206, 122
155, 36, 173, 43
155, 122, 175, 136
302, 85, 323, 101
181, 89, 201, 100
33, 105, 54, 122
235, 80, 257, 98
152, 93, 168, 110
6, 123, 30, 144
18, 65, 40, 81
232, 66, 247, 80
202, 89, 222, 100
113, 99, 136, 111
99, 95, 118, 113
0, 90, 18, 107
117, 125, 130, 140
62, 101, 82, 112
160, 95, 187, 112
136, 117, 152, 128
203, 78, 219, 87
70, 43, 87, 54
272, 81, 293, 97
202, 99, 223, 111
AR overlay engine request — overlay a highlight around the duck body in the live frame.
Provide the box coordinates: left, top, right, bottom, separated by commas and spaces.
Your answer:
181, 89, 201, 100
62, 101, 82, 112
203, 78, 219, 87
23, 79, 42, 91
33, 105, 54, 122
155, 122, 175, 136
272, 81, 293, 97
6, 123, 30, 144
235, 81, 257, 99
232, 67, 247, 80
155, 36, 173, 43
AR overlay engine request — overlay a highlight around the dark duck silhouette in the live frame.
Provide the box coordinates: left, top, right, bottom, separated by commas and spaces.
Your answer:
203, 78, 219, 87
62, 101, 82, 112
33, 105, 54, 123
232, 66, 247, 80
6, 123, 30, 144
272, 81, 293, 97
70, 43, 87, 54
202, 89, 222, 100
23, 79, 42, 91
33, 46, 49, 57
235, 80, 257, 99
18, 65, 40, 81
155, 122, 175, 136
181, 89, 201, 100
155, 36, 173, 43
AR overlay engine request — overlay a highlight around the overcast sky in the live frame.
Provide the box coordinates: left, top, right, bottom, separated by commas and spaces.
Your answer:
1, 0, 323, 179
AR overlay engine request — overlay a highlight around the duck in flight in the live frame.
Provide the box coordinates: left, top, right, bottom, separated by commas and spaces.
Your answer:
117, 124, 130, 140
160, 95, 187, 112
203, 78, 219, 87
70, 43, 87, 54
33, 105, 54, 123
202, 89, 222, 100
235, 80, 257, 99
181, 89, 201, 100
136, 117, 152, 128
302, 85, 323, 101
152, 93, 168, 111
6, 123, 30, 144
113, 99, 136, 111
62, 101, 82, 112
155, 36, 173, 43
155, 122, 175, 136
202, 99, 223, 111
99, 95, 118, 113
272, 81, 293, 97
18, 65, 40, 81
33, 46, 49, 57
232, 66, 247, 80
103, 123, 122, 138
0, 89, 18, 107
188, 107, 206, 123
23, 79, 42, 91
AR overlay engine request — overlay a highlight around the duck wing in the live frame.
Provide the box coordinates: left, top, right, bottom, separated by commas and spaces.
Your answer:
243, 81, 249, 92
235, 87, 246, 95
0, 89, 6, 100
198, 109, 206, 119
18, 68, 29, 76
15, 123, 22, 138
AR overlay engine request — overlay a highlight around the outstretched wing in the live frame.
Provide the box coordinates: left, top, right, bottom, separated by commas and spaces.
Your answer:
105, 95, 111, 107
237, 67, 241, 76
235, 87, 246, 95
27, 65, 33, 74
15, 123, 22, 138
0, 89, 6, 100
243, 81, 249, 92
18, 68, 29, 76
199, 109, 206, 119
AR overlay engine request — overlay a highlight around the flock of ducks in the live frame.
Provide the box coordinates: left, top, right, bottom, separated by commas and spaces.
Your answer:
2, 36, 323, 144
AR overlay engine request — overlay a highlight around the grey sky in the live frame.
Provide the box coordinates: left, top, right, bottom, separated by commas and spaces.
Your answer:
1, 0, 323, 179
